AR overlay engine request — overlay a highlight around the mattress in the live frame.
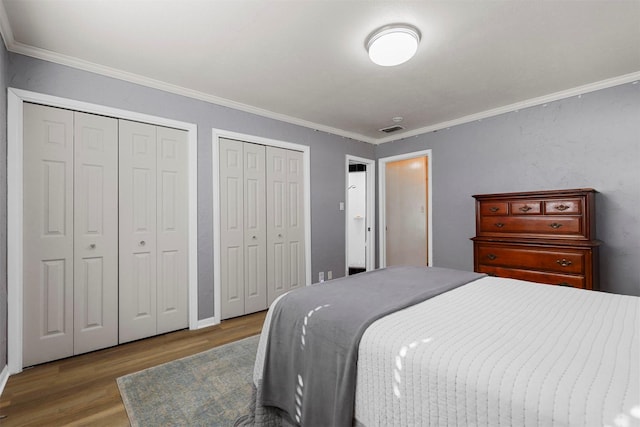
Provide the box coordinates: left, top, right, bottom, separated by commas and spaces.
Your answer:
253, 276, 640, 426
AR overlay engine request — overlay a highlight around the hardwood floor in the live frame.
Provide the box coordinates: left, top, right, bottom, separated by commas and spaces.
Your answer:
0, 311, 267, 426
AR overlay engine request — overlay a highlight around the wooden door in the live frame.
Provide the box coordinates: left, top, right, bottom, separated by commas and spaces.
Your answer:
119, 120, 158, 343
23, 103, 75, 366
156, 126, 189, 334
73, 111, 118, 355
219, 138, 245, 319
385, 157, 428, 266
243, 143, 267, 314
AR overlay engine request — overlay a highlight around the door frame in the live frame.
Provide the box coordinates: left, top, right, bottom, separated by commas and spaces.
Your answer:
7, 88, 199, 375
211, 128, 312, 326
344, 155, 376, 275
378, 149, 433, 268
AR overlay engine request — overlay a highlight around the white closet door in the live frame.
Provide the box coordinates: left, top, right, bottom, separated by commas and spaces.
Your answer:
156, 126, 189, 334
119, 120, 158, 343
23, 103, 75, 367
73, 112, 118, 354
220, 138, 245, 319
266, 147, 288, 304
243, 143, 267, 314
285, 149, 305, 291
266, 147, 305, 304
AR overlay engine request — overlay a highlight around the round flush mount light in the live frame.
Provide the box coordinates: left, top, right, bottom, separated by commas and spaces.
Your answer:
366, 24, 421, 66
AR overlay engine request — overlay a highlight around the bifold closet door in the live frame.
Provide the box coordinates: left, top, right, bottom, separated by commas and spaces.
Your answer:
219, 139, 268, 319
243, 142, 267, 315
266, 147, 305, 305
156, 126, 189, 334
23, 104, 118, 367
23, 104, 75, 366
73, 111, 119, 355
119, 120, 188, 343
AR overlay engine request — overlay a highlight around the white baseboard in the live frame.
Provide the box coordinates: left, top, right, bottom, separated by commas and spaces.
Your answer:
0, 364, 9, 397
196, 316, 220, 329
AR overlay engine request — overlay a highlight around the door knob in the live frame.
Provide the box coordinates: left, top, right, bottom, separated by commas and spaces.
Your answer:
139, 240, 146, 246
89, 243, 96, 249
278, 234, 282, 238
252, 235, 257, 240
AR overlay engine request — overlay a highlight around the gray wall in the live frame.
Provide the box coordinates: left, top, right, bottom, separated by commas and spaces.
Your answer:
376, 83, 640, 296
0, 42, 8, 370
7, 52, 375, 320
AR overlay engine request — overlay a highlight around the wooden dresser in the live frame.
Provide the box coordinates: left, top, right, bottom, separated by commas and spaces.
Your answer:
472, 188, 600, 290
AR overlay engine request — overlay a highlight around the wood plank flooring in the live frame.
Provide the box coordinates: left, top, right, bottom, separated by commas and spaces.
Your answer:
0, 311, 267, 426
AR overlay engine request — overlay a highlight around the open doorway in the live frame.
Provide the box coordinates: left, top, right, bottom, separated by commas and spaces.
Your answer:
378, 150, 433, 268
345, 155, 375, 276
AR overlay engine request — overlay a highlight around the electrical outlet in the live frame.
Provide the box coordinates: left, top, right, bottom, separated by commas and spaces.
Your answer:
327, 270, 332, 280
319, 271, 325, 283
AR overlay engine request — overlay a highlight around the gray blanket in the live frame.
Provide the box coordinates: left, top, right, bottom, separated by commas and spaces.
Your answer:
260, 266, 485, 426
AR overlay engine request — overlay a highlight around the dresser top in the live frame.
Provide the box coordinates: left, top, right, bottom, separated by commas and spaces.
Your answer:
473, 188, 596, 200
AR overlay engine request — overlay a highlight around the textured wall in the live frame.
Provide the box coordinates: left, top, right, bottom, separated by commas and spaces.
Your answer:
7, 53, 375, 320
376, 83, 640, 296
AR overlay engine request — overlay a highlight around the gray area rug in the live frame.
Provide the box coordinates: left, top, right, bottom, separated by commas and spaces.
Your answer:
117, 335, 259, 427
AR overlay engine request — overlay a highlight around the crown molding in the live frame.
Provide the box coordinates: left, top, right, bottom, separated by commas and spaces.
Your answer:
7, 40, 378, 143
373, 71, 640, 145
1, 2, 637, 147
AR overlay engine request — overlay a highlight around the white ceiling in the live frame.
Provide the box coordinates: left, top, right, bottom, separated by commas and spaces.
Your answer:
1, 0, 639, 144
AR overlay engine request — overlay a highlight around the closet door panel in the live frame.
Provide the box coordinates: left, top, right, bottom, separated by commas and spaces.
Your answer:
220, 139, 245, 319
73, 112, 118, 354
243, 143, 267, 314
156, 126, 188, 334
119, 120, 158, 343
286, 150, 305, 290
23, 103, 75, 366
266, 147, 289, 305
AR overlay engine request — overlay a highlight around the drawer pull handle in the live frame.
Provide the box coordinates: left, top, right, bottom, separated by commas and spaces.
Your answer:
489, 207, 500, 212
487, 253, 497, 260
549, 223, 563, 229
519, 205, 532, 212
494, 223, 505, 228
555, 204, 570, 211
556, 258, 572, 267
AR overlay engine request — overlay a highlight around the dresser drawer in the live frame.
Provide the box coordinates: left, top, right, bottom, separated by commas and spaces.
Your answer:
477, 265, 586, 289
476, 244, 585, 274
510, 201, 542, 215
479, 216, 583, 238
479, 201, 508, 216
544, 199, 582, 215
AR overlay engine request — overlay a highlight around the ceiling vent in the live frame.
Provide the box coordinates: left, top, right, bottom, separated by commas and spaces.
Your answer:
379, 124, 405, 133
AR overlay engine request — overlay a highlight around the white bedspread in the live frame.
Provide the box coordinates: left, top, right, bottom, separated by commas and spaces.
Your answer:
254, 277, 640, 426
355, 277, 639, 427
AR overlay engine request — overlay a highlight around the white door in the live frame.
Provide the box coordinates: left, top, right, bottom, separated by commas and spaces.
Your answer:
73, 111, 119, 355
266, 147, 305, 305
385, 157, 428, 266
285, 149, 305, 292
119, 120, 158, 343
23, 103, 75, 366
243, 143, 267, 314
119, 121, 188, 342
156, 126, 189, 334
219, 138, 245, 319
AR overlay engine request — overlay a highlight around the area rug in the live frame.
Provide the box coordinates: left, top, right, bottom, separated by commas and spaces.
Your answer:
117, 335, 259, 427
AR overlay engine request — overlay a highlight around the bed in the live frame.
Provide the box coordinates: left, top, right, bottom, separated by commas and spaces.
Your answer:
243, 266, 640, 427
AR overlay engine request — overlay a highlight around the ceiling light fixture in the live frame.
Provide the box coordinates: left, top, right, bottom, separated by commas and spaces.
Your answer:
366, 24, 421, 67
